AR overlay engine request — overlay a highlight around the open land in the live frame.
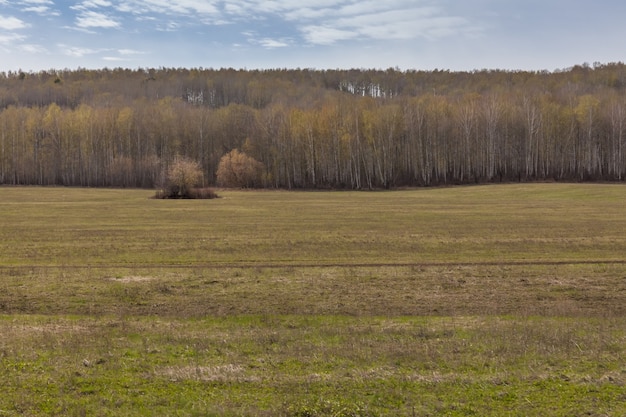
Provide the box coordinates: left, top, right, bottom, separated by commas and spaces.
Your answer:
0, 184, 625, 416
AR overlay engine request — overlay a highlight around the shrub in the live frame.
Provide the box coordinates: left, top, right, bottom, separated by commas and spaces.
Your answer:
188, 187, 219, 199
156, 156, 218, 199
216, 149, 265, 188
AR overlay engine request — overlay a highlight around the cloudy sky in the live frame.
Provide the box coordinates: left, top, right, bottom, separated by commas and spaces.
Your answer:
0, 0, 625, 72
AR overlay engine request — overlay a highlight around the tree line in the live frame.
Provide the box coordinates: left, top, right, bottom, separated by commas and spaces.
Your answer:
1, 63, 626, 188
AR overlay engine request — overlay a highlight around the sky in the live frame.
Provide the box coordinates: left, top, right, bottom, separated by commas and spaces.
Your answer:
0, 0, 625, 73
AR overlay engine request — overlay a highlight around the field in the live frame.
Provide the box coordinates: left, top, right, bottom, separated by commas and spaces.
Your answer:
1, 184, 625, 416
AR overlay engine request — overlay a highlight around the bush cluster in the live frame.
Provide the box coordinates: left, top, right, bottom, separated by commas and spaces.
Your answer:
155, 156, 219, 199
216, 149, 265, 188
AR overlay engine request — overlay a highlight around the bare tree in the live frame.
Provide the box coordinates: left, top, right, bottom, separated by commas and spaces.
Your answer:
159, 156, 204, 198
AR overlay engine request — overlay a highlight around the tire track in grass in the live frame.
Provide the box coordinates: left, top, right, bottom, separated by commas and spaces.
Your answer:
1, 259, 626, 269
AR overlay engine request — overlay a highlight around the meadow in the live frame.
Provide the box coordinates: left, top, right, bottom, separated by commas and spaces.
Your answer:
0, 184, 625, 416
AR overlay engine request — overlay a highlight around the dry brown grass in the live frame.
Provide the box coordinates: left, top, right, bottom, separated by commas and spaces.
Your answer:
2, 263, 624, 317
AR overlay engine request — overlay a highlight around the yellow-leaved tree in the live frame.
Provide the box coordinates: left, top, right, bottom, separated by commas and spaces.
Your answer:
216, 149, 265, 188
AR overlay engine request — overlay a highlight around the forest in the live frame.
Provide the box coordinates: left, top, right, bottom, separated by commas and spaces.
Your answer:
1, 62, 626, 189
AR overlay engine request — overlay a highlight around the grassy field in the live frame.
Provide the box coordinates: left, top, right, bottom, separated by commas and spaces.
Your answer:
1, 184, 625, 416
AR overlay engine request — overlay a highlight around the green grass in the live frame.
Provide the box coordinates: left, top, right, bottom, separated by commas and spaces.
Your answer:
1, 184, 626, 416
1, 314, 625, 416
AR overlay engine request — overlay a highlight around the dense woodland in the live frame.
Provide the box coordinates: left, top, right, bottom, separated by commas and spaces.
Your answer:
1, 63, 626, 188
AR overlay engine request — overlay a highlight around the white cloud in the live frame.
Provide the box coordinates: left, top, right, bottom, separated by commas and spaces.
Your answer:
101, 48, 148, 62
23, 5, 60, 16
118, 48, 145, 55
0, 33, 26, 45
339, 8, 472, 40
113, 0, 226, 28
157, 21, 180, 32
19, 43, 48, 54
1, 0, 482, 71
283, 7, 334, 21
296, 4, 476, 45
223, 3, 245, 15
113, 3, 136, 14
301, 25, 357, 45
61, 25, 97, 34
116, 0, 220, 17
70, 0, 112, 12
23, 6, 49, 13
241, 0, 346, 14
257, 38, 289, 48
62, 0, 471, 45
82, 0, 113, 7
244, 30, 291, 49
59, 44, 105, 57
0, 15, 29, 30
207, 1, 477, 45
76, 11, 120, 28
